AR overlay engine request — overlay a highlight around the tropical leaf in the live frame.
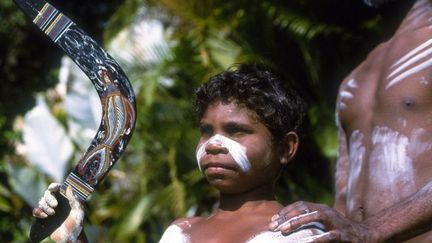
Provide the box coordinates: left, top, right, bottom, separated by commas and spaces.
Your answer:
5, 160, 48, 207
19, 96, 73, 182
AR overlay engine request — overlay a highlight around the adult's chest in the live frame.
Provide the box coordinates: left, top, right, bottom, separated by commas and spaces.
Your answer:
338, 32, 432, 134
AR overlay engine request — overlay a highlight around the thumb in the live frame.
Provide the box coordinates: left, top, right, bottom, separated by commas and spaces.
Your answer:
50, 186, 85, 243
65, 186, 84, 210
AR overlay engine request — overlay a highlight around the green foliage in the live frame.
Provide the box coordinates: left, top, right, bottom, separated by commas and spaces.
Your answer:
103, 0, 142, 43
0, 0, 393, 242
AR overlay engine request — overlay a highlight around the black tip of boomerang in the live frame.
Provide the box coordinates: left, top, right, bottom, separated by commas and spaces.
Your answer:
14, 0, 47, 20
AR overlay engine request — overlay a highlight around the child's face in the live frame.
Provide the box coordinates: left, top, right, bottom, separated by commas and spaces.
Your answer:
196, 101, 282, 194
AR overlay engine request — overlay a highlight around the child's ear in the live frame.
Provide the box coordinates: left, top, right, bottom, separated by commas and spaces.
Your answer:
280, 132, 299, 165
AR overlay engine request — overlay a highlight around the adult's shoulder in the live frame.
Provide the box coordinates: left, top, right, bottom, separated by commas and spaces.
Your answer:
342, 39, 391, 83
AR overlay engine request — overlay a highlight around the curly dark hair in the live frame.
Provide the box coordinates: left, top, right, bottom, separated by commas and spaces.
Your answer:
194, 63, 307, 142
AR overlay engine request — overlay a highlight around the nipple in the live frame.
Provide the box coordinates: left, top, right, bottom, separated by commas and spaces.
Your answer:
402, 96, 415, 108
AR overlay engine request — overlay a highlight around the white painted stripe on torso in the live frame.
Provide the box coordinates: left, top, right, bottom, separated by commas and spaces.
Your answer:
391, 39, 432, 68
388, 43, 432, 78
347, 130, 365, 214
347, 78, 359, 88
387, 58, 432, 88
338, 78, 357, 111
404, 1, 432, 23
340, 91, 354, 99
386, 38, 432, 88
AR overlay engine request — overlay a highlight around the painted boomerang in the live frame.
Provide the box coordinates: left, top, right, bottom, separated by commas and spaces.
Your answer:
13, 0, 137, 241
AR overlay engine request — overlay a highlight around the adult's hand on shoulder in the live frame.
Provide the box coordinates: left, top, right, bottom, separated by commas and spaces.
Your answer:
268, 201, 377, 242
32, 183, 85, 243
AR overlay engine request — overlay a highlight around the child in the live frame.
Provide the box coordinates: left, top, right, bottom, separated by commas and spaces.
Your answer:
33, 64, 325, 242
159, 64, 325, 242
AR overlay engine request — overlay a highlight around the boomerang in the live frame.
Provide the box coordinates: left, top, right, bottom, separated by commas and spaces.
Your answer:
13, 0, 137, 242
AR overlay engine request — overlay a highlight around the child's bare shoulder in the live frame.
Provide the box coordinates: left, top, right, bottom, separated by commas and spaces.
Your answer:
171, 216, 202, 230
159, 217, 202, 243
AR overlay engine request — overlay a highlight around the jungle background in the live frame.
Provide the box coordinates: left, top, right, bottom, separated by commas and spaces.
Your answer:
0, 0, 412, 242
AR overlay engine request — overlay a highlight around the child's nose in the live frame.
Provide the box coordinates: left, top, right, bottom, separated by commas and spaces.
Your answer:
205, 143, 229, 155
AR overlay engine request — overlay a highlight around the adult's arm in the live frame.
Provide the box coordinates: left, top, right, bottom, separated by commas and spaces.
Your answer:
269, 129, 432, 242
333, 124, 349, 214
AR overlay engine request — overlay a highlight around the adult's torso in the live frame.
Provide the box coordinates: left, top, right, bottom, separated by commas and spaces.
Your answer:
337, 0, 432, 241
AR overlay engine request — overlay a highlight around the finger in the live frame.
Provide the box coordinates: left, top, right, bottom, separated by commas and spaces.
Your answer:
276, 201, 308, 216
279, 211, 320, 234
278, 208, 312, 225
65, 185, 84, 226
65, 186, 83, 210
275, 201, 317, 223
270, 202, 311, 230
44, 188, 58, 208
65, 186, 75, 202
269, 213, 294, 231
269, 215, 281, 230
32, 207, 48, 218
47, 182, 61, 192
38, 196, 55, 216
269, 212, 289, 230
32, 183, 61, 218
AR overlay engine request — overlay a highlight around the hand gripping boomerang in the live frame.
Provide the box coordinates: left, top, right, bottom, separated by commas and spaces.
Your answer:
14, 0, 137, 242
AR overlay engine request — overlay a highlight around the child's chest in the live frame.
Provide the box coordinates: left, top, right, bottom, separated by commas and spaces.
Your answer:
185, 215, 322, 243
186, 216, 267, 243
162, 223, 323, 243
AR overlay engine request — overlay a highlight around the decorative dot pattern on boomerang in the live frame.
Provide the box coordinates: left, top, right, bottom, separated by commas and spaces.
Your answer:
61, 52, 136, 201
15, 0, 137, 202
65, 90, 134, 201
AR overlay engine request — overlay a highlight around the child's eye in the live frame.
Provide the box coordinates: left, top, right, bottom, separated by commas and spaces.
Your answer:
225, 124, 251, 137
226, 127, 242, 135
199, 125, 213, 137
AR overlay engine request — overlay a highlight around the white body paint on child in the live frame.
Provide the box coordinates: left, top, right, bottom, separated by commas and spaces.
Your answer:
158, 224, 326, 243
158, 225, 190, 243
196, 134, 251, 172
247, 228, 325, 243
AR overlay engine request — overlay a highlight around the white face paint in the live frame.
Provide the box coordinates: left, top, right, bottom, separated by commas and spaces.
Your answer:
196, 134, 251, 172
386, 38, 432, 89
